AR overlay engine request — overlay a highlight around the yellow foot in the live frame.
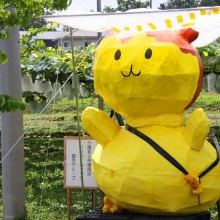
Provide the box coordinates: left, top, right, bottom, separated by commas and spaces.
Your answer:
102, 196, 123, 213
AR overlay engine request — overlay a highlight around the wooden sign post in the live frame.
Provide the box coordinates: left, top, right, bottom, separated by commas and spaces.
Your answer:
64, 136, 98, 219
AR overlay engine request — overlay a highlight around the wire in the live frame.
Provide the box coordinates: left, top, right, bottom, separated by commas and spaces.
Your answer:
0, 33, 103, 220
37, 72, 60, 220
0, 31, 104, 219
0, 34, 103, 165
70, 27, 86, 215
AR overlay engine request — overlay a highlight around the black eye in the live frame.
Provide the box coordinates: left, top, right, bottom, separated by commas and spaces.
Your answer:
145, 48, 152, 59
114, 50, 121, 60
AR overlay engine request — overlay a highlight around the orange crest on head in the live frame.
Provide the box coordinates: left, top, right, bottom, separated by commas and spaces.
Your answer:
179, 28, 199, 44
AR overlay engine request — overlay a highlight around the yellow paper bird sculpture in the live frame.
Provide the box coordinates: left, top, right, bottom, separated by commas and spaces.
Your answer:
82, 28, 220, 215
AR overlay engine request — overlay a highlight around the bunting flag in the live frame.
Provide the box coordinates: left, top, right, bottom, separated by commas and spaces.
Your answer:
44, 6, 220, 47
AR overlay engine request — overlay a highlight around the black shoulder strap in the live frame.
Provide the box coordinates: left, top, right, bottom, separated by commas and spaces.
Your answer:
199, 149, 219, 178
126, 124, 188, 175
109, 110, 124, 126
126, 124, 219, 178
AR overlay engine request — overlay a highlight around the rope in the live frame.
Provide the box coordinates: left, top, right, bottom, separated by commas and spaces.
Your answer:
68, 28, 103, 216
70, 27, 86, 215
0, 33, 103, 165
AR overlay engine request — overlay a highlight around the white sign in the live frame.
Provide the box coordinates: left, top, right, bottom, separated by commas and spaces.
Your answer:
64, 136, 98, 188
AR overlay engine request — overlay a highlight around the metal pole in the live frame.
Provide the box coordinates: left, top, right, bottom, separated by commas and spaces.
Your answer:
97, 0, 101, 12
97, 0, 104, 110
150, 0, 152, 9
0, 6, 25, 220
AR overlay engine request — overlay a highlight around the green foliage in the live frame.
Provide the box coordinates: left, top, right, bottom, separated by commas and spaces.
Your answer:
20, 27, 96, 102
209, 205, 219, 220
0, 1, 72, 113
159, 0, 199, 9
199, 0, 220, 7
103, 5, 117, 13
20, 26, 52, 57
23, 92, 48, 103
0, 50, 7, 64
117, 0, 150, 11
198, 39, 220, 75
194, 91, 220, 111
104, 0, 149, 12
0, 31, 9, 39
0, 30, 9, 65
20, 17, 49, 31
0, 94, 26, 112
0, 0, 71, 29
21, 97, 103, 218
159, 0, 220, 9
188, 91, 220, 128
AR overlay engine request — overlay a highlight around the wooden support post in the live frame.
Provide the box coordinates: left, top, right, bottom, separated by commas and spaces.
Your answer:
98, 96, 103, 110
92, 189, 97, 210
67, 188, 72, 220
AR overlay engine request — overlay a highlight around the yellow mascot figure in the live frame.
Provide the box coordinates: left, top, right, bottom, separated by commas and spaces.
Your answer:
82, 28, 220, 215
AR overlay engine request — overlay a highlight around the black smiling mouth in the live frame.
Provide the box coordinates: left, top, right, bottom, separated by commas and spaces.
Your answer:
114, 48, 152, 77
121, 65, 141, 77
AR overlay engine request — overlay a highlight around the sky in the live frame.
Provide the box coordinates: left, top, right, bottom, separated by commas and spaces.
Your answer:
59, 0, 166, 14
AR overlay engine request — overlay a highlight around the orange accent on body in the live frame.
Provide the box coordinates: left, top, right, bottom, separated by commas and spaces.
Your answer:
121, 36, 133, 44
102, 196, 124, 213
185, 174, 202, 195
147, 28, 199, 55
179, 28, 199, 44
184, 53, 203, 110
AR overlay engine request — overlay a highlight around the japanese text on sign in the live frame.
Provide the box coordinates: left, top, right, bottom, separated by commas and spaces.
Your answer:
64, 137, 97, 188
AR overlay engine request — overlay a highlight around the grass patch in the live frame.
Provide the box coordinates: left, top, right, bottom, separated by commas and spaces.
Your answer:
0, 92, 220, 219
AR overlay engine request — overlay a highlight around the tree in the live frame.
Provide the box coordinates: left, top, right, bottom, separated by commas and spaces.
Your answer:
0, 1, 71, 219
0, 0, 71, 112
104, 0, 150, 12
199, 0, 220, 6
103, 5, 117, 13
0, 0, 71, 58
20, 17, 49, 31
0, 0, 71, 29
159, 0, 220, 9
